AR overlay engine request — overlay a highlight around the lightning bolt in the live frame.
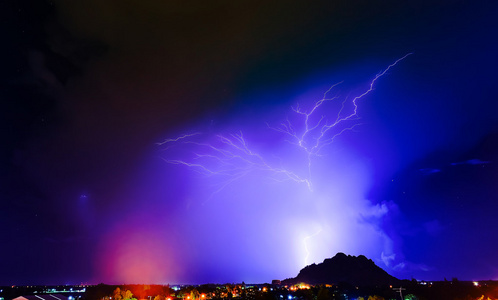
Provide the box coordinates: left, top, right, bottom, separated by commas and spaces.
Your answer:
156, 132, 201, 146
268, 53, 412, 191
158, 131, 311, 202
303, 228, 323, 266
159, 54, 412, 196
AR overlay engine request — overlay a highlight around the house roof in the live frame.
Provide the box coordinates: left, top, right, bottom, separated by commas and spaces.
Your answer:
13, 294, 69, 300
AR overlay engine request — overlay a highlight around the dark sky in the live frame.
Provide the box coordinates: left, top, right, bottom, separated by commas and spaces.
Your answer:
2, 0, 498, 285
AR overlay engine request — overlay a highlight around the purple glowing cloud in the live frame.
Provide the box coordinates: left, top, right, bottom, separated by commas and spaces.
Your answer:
159, 54, 412, 195
148, 55, 412, 282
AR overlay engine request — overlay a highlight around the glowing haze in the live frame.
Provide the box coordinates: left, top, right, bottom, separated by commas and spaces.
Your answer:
116, 55, 411, 284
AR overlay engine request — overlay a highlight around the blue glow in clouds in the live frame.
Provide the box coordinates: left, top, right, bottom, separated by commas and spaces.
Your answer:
156, 55, 411, 283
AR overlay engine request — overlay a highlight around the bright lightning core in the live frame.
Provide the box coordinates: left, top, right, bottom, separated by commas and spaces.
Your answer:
158, 55, 411, 282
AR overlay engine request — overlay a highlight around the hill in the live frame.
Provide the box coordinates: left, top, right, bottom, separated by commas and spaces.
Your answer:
282, 253, 400, 287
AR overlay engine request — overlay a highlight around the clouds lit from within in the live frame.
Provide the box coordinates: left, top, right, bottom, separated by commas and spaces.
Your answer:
141, 57, 412, 284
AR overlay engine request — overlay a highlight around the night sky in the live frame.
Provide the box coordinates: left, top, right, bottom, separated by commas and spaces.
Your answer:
2, 0, 498, 286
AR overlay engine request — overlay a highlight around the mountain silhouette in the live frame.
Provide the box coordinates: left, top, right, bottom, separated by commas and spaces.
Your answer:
282, 253, 400, 287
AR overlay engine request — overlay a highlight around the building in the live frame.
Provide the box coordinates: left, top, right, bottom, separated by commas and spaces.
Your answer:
14, 294, 69, 300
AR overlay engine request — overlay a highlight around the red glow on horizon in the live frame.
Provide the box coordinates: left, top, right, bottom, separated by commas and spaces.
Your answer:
96, 222, 180, 284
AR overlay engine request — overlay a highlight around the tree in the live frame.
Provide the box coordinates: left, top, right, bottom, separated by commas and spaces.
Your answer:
367, 296, 384, 300
123, 290, 134, 300
113, 288, 123, 300
190, 288, 200, 300
112, 287, 135, 300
